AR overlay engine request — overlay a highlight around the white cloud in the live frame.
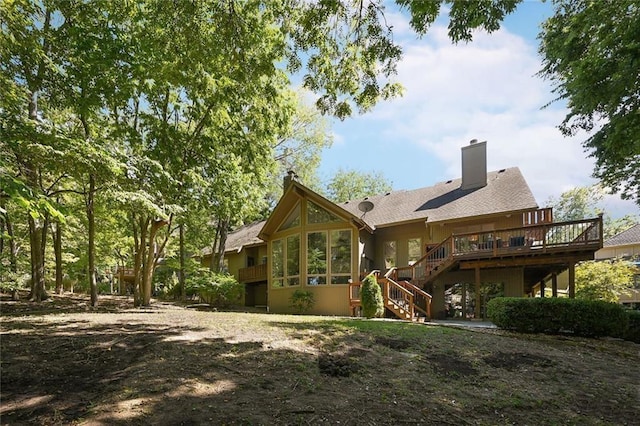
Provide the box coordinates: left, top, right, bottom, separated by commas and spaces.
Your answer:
328, 12, 638, 218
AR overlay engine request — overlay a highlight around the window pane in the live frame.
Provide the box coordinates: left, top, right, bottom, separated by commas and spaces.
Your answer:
272, 239, 283, 279
331, 230, 351, 274
287, 234, 300, 277
408, 238, 422, 264
307, 232, 327, 275
287, 277, 299, 286
307, 201, 341, 224
279, 203, 300, 231
331, 275, 350, 285
384, 241, 396, 269
273, 279, 284, 288
308, 276, 327, 286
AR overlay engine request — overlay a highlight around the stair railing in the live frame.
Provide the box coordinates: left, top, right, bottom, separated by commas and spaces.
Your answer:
379, 276, 415, 320
395, 235, 454, 284
397, 280, 432, 319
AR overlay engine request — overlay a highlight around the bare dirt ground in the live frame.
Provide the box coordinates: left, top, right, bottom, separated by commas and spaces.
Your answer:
1, 292, 639, 425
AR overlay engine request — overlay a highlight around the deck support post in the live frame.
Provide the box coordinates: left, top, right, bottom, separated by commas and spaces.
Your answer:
461, 282, 467, 319
540, 279, 546, 297
474, 267, 481, 319
551, 273, 558, 298
568, 262, 576, 298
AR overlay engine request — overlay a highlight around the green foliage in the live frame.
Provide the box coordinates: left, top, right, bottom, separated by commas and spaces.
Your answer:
575, 259, 635, 303
539, 0, 640, 206
487, 297, 628, 338
289, 289, 316, 314
0, 272, 29, 293
187, 270, 243, 308
361, 274, 384, 318
397, 0, 520, 42
326, 169, 393, 203
546, 185, 604, 221
623, 310, 640, 343
545, 184, 638, 239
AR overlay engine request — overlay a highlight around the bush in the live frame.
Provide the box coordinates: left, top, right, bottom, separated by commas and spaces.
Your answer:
289, 289, 315, 313
361, 274, 384, 318
487, 297, 628, 338
623, 310, 640, 343
188, 270, 243, 308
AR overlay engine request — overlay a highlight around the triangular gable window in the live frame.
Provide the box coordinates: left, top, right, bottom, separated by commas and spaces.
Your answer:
278, 202, 301, 231
307, 201, 343, 224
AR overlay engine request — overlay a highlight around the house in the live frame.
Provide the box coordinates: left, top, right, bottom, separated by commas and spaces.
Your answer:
595, 224, 640, 309
205, 141, 603, 320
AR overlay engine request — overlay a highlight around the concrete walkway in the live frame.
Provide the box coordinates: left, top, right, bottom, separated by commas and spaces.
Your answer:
430, 319, 497, 329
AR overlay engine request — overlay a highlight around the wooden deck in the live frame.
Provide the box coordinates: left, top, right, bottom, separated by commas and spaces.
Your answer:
394, 216, 603, 285
351, 216, 603, 321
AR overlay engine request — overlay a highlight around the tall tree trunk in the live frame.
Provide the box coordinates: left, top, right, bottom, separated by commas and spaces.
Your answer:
209, 225, 220, 271
216, 218, 229, 273
179, 223, 186, 300
132, 215, 148, 307
52, 221, 63, 294
87, 174, 98, 306
28, 217, 48, 301
2, 210, 18, 274
140, 219, 168, 306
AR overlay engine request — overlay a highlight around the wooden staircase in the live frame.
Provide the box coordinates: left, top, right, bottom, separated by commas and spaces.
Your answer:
349, 271, 432, 322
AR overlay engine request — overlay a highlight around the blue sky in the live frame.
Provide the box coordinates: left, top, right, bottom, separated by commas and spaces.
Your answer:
314, 1, 638, 219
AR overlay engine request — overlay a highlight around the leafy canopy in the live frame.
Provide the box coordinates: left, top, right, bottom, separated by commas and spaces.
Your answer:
326, 168, 392, 203
575, 259, 636, 303
539, 0, 640, 206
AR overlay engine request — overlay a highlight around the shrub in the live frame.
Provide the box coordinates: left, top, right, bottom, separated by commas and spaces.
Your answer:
187, 270, 244, 308
361, 274, 384, 318
487, 297, 627, 338
623, 310, 640, 343
289, 289, 315, 313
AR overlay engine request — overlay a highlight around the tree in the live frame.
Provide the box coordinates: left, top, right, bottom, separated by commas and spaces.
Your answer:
546, 184, 638, 239
271, 91, 334, 196
575, 259, 635, 303
2, 0, 526, 306
326, 169, 393, 203
539, 0, 640, 206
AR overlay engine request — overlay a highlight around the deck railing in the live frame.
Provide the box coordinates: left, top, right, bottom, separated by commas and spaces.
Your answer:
395, 216, 603, 285
238, 263, 267, 283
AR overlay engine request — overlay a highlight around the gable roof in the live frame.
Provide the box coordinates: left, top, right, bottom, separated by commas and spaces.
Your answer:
604, 224, 640, 247
339, 167, 538, 227
202, 220, 266, 256
258, 180, 371, 239
217, 166, 538, 252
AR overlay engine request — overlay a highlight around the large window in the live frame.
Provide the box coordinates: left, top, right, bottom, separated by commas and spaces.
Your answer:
272, 240, 284, 288
384, 241, 396, 269
286, 234, 300, 286
306, 229, 352, 285
279, 203, 300, 231
272, 235, 300, 288
307, 232, 327, 285
307, 201, 342, 224
330, 230, 351, 284
408, 238, 422, 264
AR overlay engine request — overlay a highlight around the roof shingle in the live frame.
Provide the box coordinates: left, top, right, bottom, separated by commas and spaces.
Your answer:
339, 167, 538, 227
604, 224, 640, 247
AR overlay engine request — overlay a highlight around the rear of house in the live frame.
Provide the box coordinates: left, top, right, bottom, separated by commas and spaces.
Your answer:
206, 141, 603, 319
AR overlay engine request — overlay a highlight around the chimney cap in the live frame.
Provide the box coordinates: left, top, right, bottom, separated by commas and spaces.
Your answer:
469, 139, 478, 144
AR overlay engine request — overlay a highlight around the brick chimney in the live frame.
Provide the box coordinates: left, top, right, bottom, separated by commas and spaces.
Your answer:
460, 139, 487, 190
283, 170, 298, 190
